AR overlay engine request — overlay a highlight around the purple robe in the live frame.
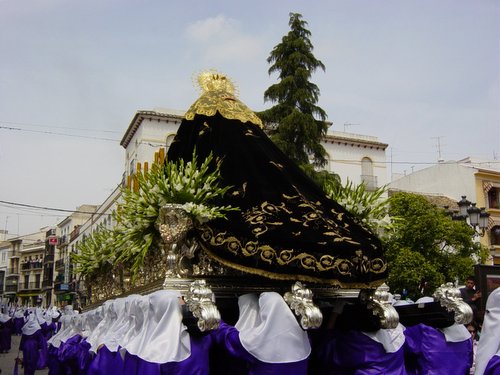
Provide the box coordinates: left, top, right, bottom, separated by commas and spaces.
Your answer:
122, 351, 161, 375
19, 329, 46, 375
47, 344, 62, 375
87, 345, 124, 375
0, 318, 13, 352
212, 321, 309, 375
312, 329, 407, 375
58, 335, 93, 375
403, 324, 472, 375
160, 334, 213, 375
484, 354, 500, 375
14, 316, 25, 334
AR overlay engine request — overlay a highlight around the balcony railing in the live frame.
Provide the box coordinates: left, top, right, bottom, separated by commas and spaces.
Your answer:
19, 282, 42, 291
5, 284, 18, 293
42, 279, 53, 288
20, 262, 44, 271
55, 259, 65, 269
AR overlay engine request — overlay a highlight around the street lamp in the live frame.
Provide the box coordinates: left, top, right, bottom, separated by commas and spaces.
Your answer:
454, 196, 490, 236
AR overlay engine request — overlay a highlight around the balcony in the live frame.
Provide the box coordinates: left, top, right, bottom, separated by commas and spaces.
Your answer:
42, 279, 53, 288
5, 284, 18, 293
360, 174, 378, 191
55, 259, 65, 270
7, 268, 19, 275
58, 235, 68, 246
18, 282, 42, 291
20, 262, 44, 271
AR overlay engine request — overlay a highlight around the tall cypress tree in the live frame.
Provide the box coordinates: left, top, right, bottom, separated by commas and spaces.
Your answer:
259, 12, 329, 168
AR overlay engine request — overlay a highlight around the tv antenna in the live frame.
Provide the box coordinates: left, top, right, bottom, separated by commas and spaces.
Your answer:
431, 136, 445, 162
343, 123, 359, 132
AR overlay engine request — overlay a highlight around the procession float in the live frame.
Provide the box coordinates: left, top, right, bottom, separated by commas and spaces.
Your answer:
70, 70, 474, 373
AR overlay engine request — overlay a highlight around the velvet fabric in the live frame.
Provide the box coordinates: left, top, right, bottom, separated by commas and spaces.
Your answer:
167, 112, 386, 287
311, 328, 407, 375
160, 334, 213, 375
211, 321, 308, 375
484, 354, 500, 375
0, 317, 13, 352
47, 344, 62, 375
87, 345, 124, 375
58, 334, 93, 375
19, 329, 46, 375
403, 323, 472, 375
14, 316, 25, 334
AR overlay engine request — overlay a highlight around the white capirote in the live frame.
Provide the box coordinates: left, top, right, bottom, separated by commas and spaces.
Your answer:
87, 299, 115, 353
48, 313, 77, 348
100, 295, 139, 352
22, 313, 41, 336
439, 324, 471, 342
235, 293, 261, 332
361, 323, 406, 353
117, 295, 149, 352
475, 287, 500, 375
238, 291, 311, 364
124, 290, 190, 363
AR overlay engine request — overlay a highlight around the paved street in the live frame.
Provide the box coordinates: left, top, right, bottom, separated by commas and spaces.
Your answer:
0, 334, 48, 375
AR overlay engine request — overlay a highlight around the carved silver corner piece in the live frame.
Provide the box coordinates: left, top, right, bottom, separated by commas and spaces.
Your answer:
283, 281, 323, 329
184, 280, 221, 331
156, 204, 195, 277
366, 286, 400, 329
433, 282, 473, 325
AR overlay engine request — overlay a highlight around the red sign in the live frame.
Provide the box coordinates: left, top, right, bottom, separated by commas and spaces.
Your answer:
48, 237, 58, 245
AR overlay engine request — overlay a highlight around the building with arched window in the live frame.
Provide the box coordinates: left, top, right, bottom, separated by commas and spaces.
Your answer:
321, 131, 389, 192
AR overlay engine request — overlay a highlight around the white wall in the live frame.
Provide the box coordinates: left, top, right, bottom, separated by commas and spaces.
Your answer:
389, 163, 477, 201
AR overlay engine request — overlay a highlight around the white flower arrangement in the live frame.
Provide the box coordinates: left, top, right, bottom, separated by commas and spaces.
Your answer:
74, 150, 238, 280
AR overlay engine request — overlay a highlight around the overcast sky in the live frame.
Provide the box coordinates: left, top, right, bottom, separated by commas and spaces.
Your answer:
0, 0, 498, 236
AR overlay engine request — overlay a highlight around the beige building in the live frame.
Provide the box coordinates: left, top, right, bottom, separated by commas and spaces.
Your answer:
389, 158, 500, 265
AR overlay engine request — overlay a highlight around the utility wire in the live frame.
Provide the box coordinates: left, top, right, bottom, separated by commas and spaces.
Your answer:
0, 200, 112, 216
0, 125, 120, 142
0, 120, 122, 134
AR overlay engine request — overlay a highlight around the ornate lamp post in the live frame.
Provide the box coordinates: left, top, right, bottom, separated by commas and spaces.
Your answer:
455, 196, 490, 236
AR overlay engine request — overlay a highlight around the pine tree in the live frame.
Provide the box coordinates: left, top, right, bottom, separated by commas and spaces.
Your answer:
259, 12, 329, 167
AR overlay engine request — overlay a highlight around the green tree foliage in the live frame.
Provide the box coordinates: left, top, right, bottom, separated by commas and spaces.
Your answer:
385, 192, 487, 299
259, 12, 329, 168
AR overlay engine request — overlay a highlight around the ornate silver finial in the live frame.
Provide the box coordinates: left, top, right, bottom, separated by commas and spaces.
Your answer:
183, 280, 221, 331
156, 204, 194, 277
433, 282, 473, 325
365, 285, 400, 329
283, 281, 323, 329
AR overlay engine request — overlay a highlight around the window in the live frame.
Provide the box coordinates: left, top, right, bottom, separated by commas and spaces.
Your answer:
360, 157, 377, 191
492, 226, 500, 246
488, 187, 500, 209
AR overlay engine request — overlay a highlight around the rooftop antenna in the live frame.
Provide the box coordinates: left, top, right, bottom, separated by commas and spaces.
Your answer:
343, 123, 359, 132
431, 136, 445, 163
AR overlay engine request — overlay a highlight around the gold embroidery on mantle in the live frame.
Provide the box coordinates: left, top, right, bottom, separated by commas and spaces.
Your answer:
198, 239, 387, 288
198, 192, 387, 278
185, 70, 263, 128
